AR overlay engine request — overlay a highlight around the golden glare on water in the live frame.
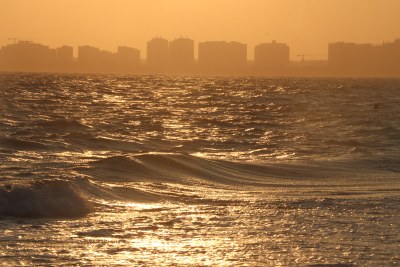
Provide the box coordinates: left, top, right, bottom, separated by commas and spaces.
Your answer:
1, 63, 400, 266
69, 201, 249, 266
12, 180, 392, 267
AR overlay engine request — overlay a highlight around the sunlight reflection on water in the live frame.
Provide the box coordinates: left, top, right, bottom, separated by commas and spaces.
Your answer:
0, 74, 400, 265
2, 187, 399, 266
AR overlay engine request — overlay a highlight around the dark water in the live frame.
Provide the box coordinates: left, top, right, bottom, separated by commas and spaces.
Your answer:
0, 73, 399, 266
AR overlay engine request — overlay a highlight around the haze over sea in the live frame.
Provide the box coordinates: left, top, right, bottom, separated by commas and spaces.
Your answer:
0, 73, 399, 266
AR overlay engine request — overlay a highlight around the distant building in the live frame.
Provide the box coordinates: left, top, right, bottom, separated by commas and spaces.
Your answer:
0, 41, 56, 71
56, 45, 73, 63
115, 46, 140, 73
381, 38, 400, 72
254, 41, 289, 68
169, 37, 194, 68
54, 45, 74, 72
147, 37, 169, 67
78, 45, 100, 66
78, 45, 118, 72
78, 45, 103, 71
198, 41, 247, 72
117, 46, 140, 64
328, 39, 400, 75
328, 42, 376, 69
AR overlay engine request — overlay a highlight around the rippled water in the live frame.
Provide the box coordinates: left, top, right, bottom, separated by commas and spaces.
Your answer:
0, 73, 400, 266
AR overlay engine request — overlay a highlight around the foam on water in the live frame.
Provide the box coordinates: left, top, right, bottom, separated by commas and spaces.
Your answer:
0, 179, 90, 218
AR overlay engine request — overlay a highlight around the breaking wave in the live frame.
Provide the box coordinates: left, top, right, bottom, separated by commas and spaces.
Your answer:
0, 179, 90, 218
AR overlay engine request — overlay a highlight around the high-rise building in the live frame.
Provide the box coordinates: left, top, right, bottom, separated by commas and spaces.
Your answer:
169, 37, 194, 68
254, 41, 289, 68
56, 46, 73, 64
147, 37, 169, 67
78, 45, 117, 72
78, 45, 100, 65
116, 46, 140, 72
198, 41, 247, 72
381, 39, 400, 72
328, 39, 400, 75
328, 42, 380, 75
0, 41, 56, 71
55, 45, 74, 72
117, 46, 140, 64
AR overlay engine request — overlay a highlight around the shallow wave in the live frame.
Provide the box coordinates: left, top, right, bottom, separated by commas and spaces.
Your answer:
0, 179, 90, 218
0, 137, 48, 150
82, 153, 270, 184
65, 133, 144, 151
82, 152, 367, 186
86, 155, 153, 181
72, 152, 400, 207
35, 118, 90, 132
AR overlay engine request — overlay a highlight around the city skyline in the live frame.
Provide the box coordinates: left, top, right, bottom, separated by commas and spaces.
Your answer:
1, 37, 399, 77
2, 36, 399, 60
1, 0, 400, 60
1, 1, 400, 265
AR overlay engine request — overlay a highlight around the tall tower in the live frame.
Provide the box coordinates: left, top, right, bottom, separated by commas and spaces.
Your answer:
254, 41, 289, 68
147, 37, 169, 67
169, 37, 194, 67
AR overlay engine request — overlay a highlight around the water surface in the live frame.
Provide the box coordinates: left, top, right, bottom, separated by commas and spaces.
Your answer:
0, 73, 399, 266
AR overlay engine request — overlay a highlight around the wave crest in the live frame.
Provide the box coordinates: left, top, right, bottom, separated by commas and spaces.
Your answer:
0, 179, 90, 218
0, 137, 48, 150
84, 153, 272, 185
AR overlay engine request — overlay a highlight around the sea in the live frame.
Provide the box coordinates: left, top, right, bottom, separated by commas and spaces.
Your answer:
0, 73, 399, 266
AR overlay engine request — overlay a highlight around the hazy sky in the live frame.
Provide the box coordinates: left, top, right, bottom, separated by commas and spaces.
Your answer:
1, 0, 399, 60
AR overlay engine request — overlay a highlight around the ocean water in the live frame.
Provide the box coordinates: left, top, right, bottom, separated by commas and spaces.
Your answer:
0, 73, 399, 266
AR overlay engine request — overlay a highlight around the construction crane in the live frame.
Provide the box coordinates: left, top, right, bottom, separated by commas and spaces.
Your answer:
297, 54, 306, 62
8, 37, 32, 44
297, 54, 326, 62
8, 38, 20, 44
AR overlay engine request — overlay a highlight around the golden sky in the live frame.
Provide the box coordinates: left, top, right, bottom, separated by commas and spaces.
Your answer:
1, 0, 399, 60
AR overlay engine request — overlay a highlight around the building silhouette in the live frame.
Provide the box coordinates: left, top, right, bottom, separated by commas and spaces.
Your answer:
99, 50, 114, 69
0, 41, 56, 71
147, 37, 169, 68
254, 41, 289, 68
116, 46, 140, 72
117, 46, 140, 64
55, 45, 73, 72
329, 42, 378, 74
1, 37, 400, 76
169, 37, 194, 69
56, 46, 73, 64
198, 41, 247, 73
381, 39, 400, 73
78, 45, 101, 70
329, 39, 400, 76
78, 45, 116, 72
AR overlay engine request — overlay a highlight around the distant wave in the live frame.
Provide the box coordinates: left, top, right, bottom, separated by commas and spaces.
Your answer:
65, 133, 144, 151
81, 152, 355, 185
82, 153, 266, 184
0, 179, 90, 218
0, 137, 48, 150
35, 118, 90, 132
